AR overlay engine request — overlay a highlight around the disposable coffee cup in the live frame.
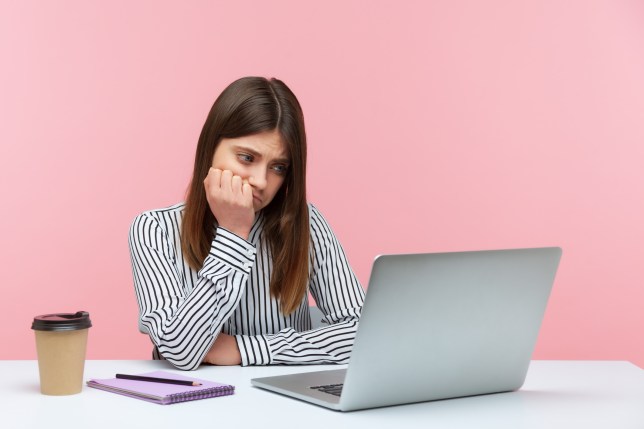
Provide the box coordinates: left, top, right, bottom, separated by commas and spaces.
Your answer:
31, 311, 92, 395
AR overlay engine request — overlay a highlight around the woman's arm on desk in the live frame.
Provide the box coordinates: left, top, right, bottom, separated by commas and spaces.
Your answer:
129, 210, 255, 371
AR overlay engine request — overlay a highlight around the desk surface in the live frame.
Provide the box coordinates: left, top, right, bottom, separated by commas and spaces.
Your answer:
2, 360, 643, 429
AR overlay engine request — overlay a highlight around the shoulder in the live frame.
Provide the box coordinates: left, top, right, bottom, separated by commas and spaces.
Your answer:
307, 203, 337, 244
307, 202, 321, 221
307, 203, 325, 228
132, 202, 185, 222
129, 202, 185, 238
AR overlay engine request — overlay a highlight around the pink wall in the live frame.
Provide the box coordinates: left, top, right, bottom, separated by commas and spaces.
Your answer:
1, 1, 643, 367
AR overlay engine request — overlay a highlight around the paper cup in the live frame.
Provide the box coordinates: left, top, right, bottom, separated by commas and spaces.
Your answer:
32, 311, 92, 395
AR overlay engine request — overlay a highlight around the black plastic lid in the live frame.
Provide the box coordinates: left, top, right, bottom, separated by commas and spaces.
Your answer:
31, 311, 92, 331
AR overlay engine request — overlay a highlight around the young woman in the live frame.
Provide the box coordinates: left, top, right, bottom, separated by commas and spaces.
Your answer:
128, 77, 365, 370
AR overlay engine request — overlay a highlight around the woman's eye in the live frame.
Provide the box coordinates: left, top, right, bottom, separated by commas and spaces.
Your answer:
237, 153, 253, 163
272, 164, 288, 175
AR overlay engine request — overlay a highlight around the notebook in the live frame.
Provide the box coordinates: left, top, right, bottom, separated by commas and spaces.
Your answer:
252, 247, 562, 411
87, 371, 234, 405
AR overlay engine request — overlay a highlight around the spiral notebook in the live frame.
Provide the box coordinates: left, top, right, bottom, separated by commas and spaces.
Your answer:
87, 371, 234, 405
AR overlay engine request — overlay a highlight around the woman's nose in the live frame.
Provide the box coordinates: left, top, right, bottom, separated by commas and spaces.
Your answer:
248, 166, 267, 190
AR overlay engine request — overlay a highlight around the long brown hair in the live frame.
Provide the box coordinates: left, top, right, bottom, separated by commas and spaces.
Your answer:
181, 77, 309, 315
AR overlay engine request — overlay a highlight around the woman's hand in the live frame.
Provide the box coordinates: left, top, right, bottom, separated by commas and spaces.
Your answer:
204, 168, 254, 240
203, 332, 242, 366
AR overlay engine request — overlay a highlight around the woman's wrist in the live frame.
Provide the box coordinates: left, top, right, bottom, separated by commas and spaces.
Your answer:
203, 333, 242, 366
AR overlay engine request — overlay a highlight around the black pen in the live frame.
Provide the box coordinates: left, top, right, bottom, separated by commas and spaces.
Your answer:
116, 373, 202, 386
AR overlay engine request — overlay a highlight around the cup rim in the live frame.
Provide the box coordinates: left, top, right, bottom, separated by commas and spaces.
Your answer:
32, 311, 92, 331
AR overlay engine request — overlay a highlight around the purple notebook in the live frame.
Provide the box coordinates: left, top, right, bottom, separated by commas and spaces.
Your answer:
87, 371, 235, 405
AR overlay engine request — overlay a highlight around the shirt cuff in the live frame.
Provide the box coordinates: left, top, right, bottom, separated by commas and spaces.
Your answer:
202, 227, 257, 274
236, 334, 272, 366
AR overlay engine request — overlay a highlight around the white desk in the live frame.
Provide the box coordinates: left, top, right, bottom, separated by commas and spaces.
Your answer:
1, 360, 642, 429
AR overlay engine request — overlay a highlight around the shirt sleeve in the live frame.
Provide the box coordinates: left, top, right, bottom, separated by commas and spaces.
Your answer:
129, 213, 256, 370
235, 205, 365, 365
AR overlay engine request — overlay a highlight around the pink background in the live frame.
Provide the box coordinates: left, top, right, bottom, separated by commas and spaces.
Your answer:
1, 1, 643, 367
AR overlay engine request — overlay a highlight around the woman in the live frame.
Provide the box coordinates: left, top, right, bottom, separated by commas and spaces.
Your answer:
129, 77, 365, 370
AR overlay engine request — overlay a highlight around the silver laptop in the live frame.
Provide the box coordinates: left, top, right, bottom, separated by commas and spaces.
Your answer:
251, 247, 562, 411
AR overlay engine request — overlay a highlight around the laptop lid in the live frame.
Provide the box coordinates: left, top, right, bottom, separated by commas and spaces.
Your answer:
252, 247, 562, 411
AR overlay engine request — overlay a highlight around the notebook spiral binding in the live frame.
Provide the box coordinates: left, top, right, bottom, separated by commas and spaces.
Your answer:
168, 385, 235, 403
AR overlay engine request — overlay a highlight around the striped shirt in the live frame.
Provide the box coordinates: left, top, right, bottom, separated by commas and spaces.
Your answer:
128, 202, 365, 370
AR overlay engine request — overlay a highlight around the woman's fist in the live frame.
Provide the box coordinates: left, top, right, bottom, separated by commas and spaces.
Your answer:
204, 168, 254, 240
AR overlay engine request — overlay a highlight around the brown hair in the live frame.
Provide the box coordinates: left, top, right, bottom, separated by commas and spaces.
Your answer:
181, 77, 310, 315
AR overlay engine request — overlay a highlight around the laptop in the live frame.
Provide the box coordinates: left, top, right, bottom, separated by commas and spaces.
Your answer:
251, 247, 562, 411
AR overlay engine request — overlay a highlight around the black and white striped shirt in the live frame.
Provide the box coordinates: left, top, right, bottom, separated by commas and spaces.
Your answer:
128, 203, 365, 370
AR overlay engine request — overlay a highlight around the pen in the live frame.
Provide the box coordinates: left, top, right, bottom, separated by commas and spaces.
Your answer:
115, 373, 202, 386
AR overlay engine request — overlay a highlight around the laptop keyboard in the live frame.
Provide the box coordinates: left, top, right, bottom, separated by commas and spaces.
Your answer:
310, 383, 343, 397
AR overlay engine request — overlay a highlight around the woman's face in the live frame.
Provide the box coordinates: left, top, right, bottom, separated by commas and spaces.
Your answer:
211, 130, 290, 212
